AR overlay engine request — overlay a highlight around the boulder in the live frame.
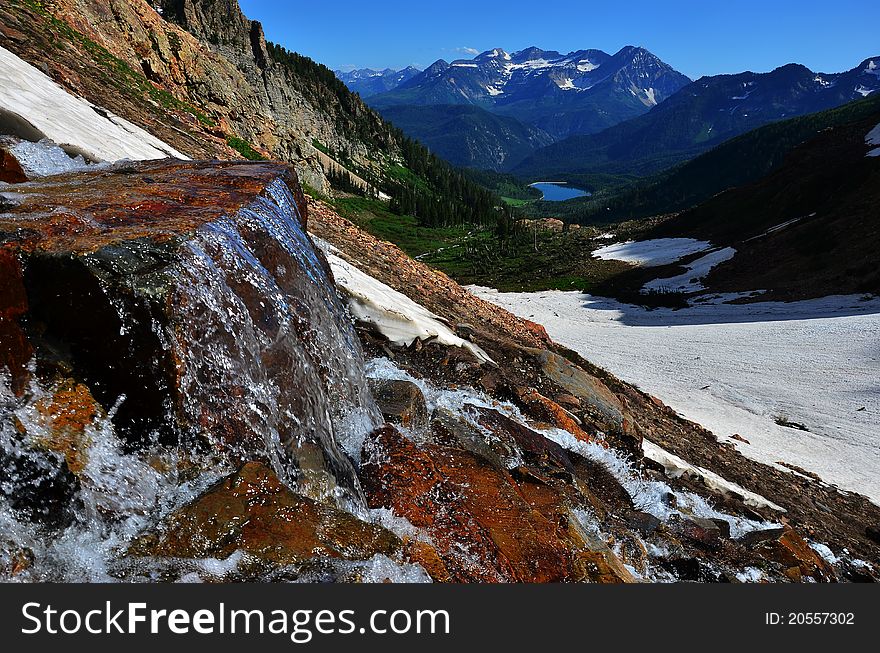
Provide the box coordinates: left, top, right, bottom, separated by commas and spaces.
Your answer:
627, 511, 662, 536
739, 527, 835, 581
0, 160, 370, 505
129, 462, 400, 566
670, 515, 722, 550
361, 424, 634, 583
0, 145, 27, 183
530, 349, 626, 429
368, 378, 428, 430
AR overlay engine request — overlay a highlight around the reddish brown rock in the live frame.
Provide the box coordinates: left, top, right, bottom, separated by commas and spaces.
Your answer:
0, 248, 31, 395
522, 319, 552, 345
361, 424, 634, 583
740, 527, 835, 581
0, 147, 27, 183
0, 160, 367, 505
33, 380, 101, 475
517, 388, 597, 444
361, 425, 573, 582
0, 160, 305, 255
129, 462, 400, 566
554, 394, 581, 410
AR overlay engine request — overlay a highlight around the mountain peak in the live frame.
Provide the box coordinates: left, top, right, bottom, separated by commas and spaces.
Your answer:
476, 48, 511, 61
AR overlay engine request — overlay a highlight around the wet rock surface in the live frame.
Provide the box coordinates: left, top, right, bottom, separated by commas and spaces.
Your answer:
129, 462, 400, 566
368, 379, 428, 430
1, 160, 374, 509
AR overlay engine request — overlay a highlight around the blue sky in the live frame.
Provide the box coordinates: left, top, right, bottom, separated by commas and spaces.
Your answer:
239, 0, 877, 79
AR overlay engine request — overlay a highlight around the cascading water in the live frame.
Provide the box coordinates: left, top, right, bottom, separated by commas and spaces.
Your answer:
167, 178, 382, 509
0, 162, 385, 580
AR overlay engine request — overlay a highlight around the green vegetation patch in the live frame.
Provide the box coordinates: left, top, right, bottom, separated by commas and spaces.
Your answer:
227, 136, 266, 161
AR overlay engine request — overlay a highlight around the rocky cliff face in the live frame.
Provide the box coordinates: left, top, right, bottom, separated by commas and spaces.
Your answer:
0, 0, 398, 190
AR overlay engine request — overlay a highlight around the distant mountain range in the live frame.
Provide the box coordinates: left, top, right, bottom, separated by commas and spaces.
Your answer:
513, 58, 880, 180
335, 66, 422, 98
368, 46, 691, 141
336, 49, 880, 182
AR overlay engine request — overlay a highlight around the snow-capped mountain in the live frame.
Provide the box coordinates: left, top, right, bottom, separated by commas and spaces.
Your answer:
370, 46, 692, 140
515, 57, 880, 179
335, 66, 422, 98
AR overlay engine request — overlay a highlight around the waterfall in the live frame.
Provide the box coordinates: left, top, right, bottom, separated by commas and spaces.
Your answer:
167, 178, 382, 508
0, 166, 385, 579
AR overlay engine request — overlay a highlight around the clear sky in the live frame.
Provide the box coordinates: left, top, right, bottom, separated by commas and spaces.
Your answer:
238, 0, 877, 79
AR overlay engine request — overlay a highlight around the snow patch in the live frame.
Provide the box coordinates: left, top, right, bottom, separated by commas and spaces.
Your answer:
468, 286, 880, 503
0, 45, 187, 163
642, 440, 786, 512
577, 60, 599, 73
644, 88, 658, 106
866, 121, 880, 157
643, 247, 736, 294
315, 243, 493, 364
593, 238, 712, 267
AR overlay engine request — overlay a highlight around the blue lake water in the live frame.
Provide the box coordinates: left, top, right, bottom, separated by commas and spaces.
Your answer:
530, 182, 591, 202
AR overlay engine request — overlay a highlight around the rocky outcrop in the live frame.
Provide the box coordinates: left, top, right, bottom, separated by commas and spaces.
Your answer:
360, 424, 634, 583
310, 197, 880, 568
0, 160, 376, 507
0, 0, 399, 190
129, 461, 401, 566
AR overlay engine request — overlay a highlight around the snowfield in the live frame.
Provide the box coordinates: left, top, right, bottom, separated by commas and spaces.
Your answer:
0, 45, 186, 162
469, 287, 880, 504
593, 238, 712, 266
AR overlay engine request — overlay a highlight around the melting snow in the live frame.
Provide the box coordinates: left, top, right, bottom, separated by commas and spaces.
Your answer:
8, 138, 99, 177
642, 440, 785, 512
643, 247, 736, 294
0, 45, 187, 162
592, 238, 712, 266
315, 241, 493, 364
866, 121, 880, 157
644, 88, 658, 105
469, 287, 880, 503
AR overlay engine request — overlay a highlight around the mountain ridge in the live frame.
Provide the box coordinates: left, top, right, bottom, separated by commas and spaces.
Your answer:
335, 66, 422, 98
514, 56, 880, 179
368, 45, 692, 141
